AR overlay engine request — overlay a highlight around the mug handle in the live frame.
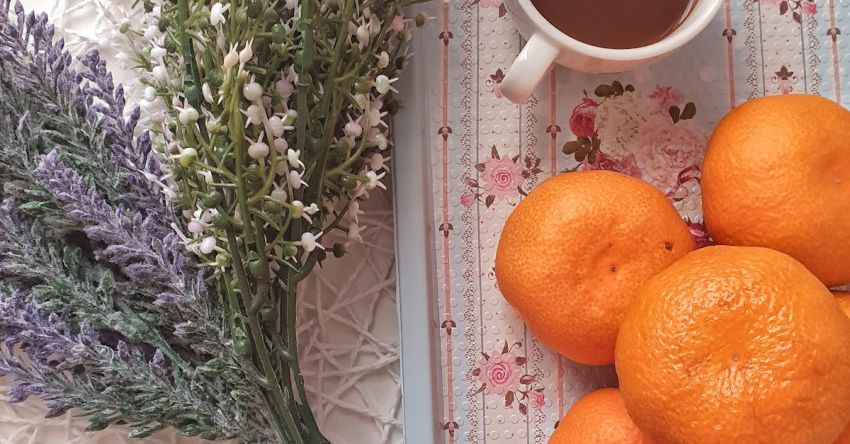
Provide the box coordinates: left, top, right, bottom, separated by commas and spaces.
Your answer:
500, 34, 559, 104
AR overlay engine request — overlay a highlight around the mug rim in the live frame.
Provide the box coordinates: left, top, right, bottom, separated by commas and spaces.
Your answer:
514, 0, 724, 61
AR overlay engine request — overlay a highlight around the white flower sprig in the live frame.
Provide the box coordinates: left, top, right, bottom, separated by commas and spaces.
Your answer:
125, 0, 422, 441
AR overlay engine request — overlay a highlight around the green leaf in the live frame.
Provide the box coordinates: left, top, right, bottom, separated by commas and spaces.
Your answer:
575, 149, 588, 162
199, 358, 225, 373
17, 200, 51, 211
97, 270, 114, 294
177, 423, 202, 437
85, 414, 110, 432
612, 81, 624, 95
669, 106, 681, 123
680, 102, 697, 120
562, 141, 581, 155
62, 246, 81, 272
129, 425, 164, 439
594, 84, 614, 97
505, 390, 515, 407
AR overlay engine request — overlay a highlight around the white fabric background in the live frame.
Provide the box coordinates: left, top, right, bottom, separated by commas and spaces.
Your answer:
1, 1, 402, 443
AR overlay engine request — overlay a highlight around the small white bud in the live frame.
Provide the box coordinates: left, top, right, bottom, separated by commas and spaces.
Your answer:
188, 220, 205, 235
248, 142, 270, 159
344, 121, 363, 138
199, 237, 217, 255
144, 86, 157, 102
150, 45, 167, 60
244, 81, 263, 101
375, 133, 388, 150
223, 44, 239, 71
178, 107, 200, 125
239, 40, 254, 64
273, 137, 289, 153
269, 116, 286, 138
202, 83, 214, 103
271, 188, 288, 202
377, 51, 390, 69
152, 66, 167, 82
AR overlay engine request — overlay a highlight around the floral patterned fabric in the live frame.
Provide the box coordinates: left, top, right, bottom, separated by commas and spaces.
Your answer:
420, 0, 848, 442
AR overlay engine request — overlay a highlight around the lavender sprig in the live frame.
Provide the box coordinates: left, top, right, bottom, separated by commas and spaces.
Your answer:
0, 288, 273, 441
0, 1, 274, 440
34, 150, 193, 305
0, 199, 272, 441
0, 1, 163, 214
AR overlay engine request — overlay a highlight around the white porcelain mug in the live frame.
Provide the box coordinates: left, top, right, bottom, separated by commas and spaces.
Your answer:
500, 0, 723, 104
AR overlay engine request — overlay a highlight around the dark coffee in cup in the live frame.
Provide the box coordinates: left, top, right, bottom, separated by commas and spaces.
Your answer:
529, 0, 693, 49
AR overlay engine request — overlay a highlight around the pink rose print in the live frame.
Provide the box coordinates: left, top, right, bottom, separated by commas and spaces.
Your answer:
475, 0, 508, 17
803, 1, 817, 15
569, 98, 598, 138
649, 86, 684, 114
482, 156, 523, 200
766, 0, 816, 23
531, 390, 545, 409
564, 81, 707, 223
471, 341, 544, 415
631, 114, 706, 196
465, 146, 542, 207
580, 152, 641, 178
478, 353, 521, 395
460, 192, 476, 208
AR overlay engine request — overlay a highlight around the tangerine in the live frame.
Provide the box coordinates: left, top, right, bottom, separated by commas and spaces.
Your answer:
495, 170, 694, 365
549, 388, 655, 444
616, 246, 850, 444
702, 94, 850, 286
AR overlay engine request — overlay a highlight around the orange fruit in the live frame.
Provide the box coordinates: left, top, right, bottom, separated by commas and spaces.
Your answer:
702, 94, 850, 287
832, 290, 850, 444
495, 170, 694, 365
616, 246, 850, 444
835, 290, 850, 318
549, 388, 655, 444
835, 427, 850, 444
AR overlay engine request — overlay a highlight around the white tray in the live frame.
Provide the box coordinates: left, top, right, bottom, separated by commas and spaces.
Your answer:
395, 0, 842, 442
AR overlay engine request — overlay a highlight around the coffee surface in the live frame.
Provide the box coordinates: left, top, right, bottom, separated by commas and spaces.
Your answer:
529, 0, 691, 49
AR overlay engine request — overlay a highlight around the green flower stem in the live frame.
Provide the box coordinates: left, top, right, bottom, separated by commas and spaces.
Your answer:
194, 161, 237, 182
225, 227, 303, 444
176, 0, 208, 141
227, 77, 256, 248
326, 112, 371, 176
248, 215, 271, 315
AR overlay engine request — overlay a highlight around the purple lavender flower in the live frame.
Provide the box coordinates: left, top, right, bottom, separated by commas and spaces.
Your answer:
149, 349, 166, 377
0, 0, 165, 215
34, 151, 199, 306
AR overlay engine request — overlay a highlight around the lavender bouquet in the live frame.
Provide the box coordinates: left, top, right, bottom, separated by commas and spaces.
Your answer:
0, 0, 420, 442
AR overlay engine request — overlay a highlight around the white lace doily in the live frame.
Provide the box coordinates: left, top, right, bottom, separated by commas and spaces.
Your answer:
1, 2, 402, 443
